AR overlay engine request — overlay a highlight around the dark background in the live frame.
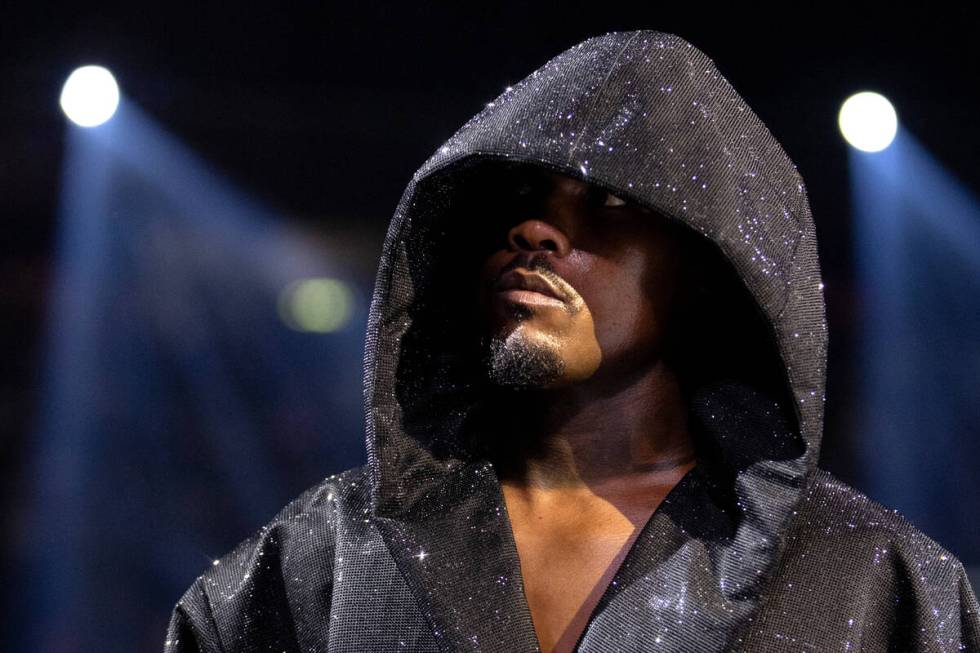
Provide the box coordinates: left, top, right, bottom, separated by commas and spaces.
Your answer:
2, 3, 977, 651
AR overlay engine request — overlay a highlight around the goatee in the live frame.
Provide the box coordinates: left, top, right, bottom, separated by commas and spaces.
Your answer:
484, 328, 564, 389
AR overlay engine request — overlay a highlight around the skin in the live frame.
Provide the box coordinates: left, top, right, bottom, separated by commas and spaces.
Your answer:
470, 165, 699, 653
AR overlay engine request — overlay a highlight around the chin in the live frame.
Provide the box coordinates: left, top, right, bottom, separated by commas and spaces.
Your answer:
485, 326, 565, 389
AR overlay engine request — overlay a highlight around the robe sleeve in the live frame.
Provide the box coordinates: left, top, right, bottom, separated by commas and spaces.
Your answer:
164, 578, 226, 653
958, 564, 980, 650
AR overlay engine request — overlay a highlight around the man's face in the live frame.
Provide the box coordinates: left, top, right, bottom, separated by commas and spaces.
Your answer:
474, 164, 689, 390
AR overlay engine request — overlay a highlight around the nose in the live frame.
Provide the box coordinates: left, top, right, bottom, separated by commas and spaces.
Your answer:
507, 219, 572, 257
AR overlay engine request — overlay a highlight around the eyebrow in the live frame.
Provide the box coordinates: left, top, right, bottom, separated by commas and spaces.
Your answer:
495, 165, 619, 206
552, 175, 594, 198
519, 168, 593, 197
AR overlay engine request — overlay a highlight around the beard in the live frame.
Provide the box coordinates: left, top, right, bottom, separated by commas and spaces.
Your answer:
484, 326, 565, 389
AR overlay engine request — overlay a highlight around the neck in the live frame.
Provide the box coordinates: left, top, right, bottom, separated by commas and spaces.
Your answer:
478, 357, 696, 500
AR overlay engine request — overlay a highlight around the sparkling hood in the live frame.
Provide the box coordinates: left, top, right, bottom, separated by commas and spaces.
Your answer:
165, 30, 980, 652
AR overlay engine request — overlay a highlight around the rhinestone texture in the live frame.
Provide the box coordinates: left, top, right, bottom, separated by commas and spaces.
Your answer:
165, 30, 980, 652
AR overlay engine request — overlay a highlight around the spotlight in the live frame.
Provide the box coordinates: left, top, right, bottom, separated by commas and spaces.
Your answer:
60, 66, 120, 127
838, 91, 898, 153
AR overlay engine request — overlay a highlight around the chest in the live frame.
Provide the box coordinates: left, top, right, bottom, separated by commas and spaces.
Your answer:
506, 506, 652, 653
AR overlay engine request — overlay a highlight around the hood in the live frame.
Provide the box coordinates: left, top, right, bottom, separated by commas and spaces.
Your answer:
362, 30, 828, 652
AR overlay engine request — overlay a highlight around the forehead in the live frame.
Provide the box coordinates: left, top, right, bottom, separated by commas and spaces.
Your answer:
543, 171, 591, 197
490, 164, 595, 196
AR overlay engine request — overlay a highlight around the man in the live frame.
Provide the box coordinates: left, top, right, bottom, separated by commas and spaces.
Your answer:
464, 162, 704, 651
166, 30, 980, 652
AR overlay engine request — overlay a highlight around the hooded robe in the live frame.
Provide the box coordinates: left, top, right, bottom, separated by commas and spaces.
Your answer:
164, 30, 980, 652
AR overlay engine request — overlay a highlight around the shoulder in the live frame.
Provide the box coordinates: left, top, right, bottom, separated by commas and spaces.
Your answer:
795, 468, 960, 566
206, 463, 370, 575
779, 468, 974, 606
169, 465, 371, 639
741, 469, 980, 650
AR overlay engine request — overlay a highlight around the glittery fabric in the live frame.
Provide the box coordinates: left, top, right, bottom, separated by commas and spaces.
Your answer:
165, 30, 980, 652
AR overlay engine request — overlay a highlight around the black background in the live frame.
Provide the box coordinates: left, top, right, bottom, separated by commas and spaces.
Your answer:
2, 3, 977, 651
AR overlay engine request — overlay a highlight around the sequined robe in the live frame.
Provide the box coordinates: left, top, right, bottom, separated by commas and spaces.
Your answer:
165, 30, 980, 652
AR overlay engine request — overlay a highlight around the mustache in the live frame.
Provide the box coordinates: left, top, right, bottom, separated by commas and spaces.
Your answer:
498, 253, 558, 283
493, 253, 582, 313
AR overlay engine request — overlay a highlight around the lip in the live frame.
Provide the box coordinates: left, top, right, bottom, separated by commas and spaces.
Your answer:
497, 288, 566, 307
493, 270, 567, 303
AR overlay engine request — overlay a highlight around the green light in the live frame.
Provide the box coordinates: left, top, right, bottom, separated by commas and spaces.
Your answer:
278, 278, 354, 333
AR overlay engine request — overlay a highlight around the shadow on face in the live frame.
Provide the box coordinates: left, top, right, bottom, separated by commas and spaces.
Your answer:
394, 157, 798, 470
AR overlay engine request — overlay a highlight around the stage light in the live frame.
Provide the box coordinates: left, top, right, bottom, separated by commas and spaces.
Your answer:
838, 91, 898, 152
278, 278, 354, 333
60, 66, 120, 127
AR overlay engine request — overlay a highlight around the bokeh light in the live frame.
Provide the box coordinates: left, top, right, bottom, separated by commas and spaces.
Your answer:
278, 277, 354, 333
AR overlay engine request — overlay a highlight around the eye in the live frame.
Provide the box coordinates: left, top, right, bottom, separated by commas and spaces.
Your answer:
603, 191, 627, 208
504, 173, 546, 205
588, 186, 628, 208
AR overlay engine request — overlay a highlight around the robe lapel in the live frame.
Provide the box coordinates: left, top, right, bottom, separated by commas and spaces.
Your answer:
373, 460, 542, 652
573, 466, 742, 653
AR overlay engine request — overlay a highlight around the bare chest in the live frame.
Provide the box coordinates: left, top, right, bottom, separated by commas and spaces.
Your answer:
507, 506, 652, 653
